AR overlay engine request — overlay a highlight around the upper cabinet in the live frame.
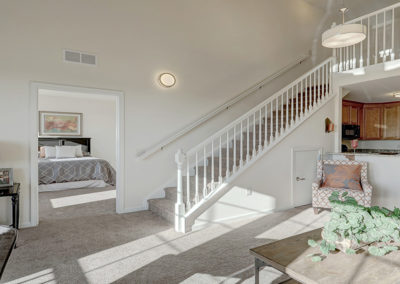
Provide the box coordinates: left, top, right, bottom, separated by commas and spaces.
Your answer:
343, 100, 400, 140
382, 103, 400, 139
363, 105, 382, 140
342, 101, 363, 125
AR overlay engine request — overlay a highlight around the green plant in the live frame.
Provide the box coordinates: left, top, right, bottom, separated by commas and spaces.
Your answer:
308, 191, 400, 261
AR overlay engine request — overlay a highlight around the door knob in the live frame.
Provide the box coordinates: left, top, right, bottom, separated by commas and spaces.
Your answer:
296, 177, 306, 181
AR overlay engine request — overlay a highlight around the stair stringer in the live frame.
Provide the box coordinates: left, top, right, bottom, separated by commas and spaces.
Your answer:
183, 90, 338, 232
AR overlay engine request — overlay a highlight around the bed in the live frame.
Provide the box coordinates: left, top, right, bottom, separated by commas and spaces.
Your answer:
38, 137, 116, 192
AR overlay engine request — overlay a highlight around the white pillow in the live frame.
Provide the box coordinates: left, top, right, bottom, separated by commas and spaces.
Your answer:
44, 146, 56, 158
74, 145, 83, 157
56, 146, 77, 158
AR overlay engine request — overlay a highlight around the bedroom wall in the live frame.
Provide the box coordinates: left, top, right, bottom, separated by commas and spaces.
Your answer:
38, 92, 117, 168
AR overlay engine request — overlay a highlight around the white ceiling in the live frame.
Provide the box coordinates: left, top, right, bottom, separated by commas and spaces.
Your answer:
344, 76, 400, 103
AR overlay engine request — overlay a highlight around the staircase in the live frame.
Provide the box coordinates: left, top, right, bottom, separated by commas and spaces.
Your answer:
148, 57, 335, 232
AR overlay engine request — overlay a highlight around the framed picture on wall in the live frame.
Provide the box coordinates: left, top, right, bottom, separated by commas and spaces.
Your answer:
39, 111, 82, 136
0, 168, 13, 187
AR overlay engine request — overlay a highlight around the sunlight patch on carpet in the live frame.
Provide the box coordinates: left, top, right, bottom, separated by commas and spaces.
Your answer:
50, 190, 116, 208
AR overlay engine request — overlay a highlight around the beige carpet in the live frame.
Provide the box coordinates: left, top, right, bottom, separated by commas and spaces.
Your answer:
1, 187, 329, 284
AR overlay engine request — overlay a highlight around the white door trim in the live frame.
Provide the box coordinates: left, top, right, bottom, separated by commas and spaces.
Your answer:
29, 82, 125, 227
290, 146, 322, 207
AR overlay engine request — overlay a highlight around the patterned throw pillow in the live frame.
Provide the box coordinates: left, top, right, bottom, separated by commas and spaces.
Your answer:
322, 164, 362, 191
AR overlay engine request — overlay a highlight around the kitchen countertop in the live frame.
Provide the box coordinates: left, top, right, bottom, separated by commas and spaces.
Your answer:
326, 152, 400, 157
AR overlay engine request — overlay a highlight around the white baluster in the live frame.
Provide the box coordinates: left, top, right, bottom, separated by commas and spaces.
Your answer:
383, 11, 386, 62
318, 67, 321, 105
226, 131, 230, 177
247, 117, 250, 161
253, 114, 256, 158
203, 146, 207, 197
391, 9, 395, 61
346, 46, 349, 70
322, 65, 325, 101
291, 87, 294, 125
264, 105, 268, 146
186, 158, 190, 209
300, 80, 304, 118
305, 76, 308, 113
367, 17, 370, 66
296, 84, 299, 121
360, 20, 364, 67
195, 151, 199, 203
175, 149, 185, 233
313, 72, 316, 108
270, 102, 274, 142
375, 15, 378, 64
286, 92, 289, 130
258, 109, 262, 152
219, 136, 222, 183
340, 47, 343, 71
280, 93, 284, 135
233, 125, 237, 173
211, 140, 214, 189
240, 121, 243, 168
353, 44, 356, 69
275, 98, 279, 135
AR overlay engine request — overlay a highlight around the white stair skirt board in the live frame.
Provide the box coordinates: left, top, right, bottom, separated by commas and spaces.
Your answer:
39, 180, 109, 192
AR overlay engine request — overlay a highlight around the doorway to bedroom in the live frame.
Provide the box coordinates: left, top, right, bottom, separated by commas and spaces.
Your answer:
30, 83, 125, 226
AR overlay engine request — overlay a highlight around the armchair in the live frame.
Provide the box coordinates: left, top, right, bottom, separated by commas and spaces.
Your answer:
312, 160, 372, 214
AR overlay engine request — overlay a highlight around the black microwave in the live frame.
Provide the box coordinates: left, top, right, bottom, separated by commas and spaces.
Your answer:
342, 124, 360, 140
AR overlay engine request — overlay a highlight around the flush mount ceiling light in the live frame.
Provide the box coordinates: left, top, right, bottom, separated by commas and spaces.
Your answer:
393, 93, 400, 98
322, 8, 366, 48
159, 73, 176, 88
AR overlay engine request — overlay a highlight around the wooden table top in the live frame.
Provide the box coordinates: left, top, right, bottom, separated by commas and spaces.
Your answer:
0, 226, 17, 279
250, 228, 400, 284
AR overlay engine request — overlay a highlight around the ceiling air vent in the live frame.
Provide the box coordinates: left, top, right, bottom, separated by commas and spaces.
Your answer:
64, 50, 96, 66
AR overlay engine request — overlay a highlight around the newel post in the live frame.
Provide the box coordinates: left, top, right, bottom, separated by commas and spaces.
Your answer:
175, 149, 186, 233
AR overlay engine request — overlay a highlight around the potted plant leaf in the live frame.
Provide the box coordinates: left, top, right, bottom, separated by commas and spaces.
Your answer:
308, 191, 400, 262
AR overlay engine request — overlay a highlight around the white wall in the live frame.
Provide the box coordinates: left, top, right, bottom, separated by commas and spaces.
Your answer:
38, 92, 117, 167
194, 99, 337, 228
0, 0, 330, 226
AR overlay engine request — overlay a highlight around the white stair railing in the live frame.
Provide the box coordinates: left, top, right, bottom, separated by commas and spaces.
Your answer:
334, 2, 400, 72
174, 57, 334, 232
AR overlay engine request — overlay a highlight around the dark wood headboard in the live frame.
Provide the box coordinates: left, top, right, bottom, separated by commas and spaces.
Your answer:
38, 137, 91, 153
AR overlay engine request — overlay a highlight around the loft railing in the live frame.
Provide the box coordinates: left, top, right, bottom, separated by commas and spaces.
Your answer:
174, 57, 334, 232
334, 3, 400, 72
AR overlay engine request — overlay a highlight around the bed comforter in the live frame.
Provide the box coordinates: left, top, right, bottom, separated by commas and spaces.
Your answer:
39, 157, 116, 185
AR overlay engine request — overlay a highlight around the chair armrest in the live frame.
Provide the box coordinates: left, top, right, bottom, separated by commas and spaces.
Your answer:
361, 181, 372, 194
312, 178, 322, 191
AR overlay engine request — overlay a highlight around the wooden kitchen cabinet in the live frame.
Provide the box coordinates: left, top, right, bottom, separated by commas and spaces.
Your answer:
363, 106, 382, 140
342, 101, 363, 128
382, 103, 400, 139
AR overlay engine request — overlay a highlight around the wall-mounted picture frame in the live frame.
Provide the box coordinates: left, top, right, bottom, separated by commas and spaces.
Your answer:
0, 168, 13, 187
39, 111, 82, 136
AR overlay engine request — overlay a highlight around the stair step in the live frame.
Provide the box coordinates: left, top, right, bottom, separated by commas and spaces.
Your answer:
148, 198, 175, 224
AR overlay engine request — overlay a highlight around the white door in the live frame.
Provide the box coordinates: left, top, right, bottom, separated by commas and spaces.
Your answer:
292, 148, 321, 207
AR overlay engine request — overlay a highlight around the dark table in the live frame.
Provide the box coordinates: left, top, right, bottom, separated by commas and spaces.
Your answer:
0, 226, 17, 280
0, 183, 20, 229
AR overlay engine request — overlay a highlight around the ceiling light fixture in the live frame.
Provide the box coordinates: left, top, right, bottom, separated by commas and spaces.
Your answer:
322, 8, 366, 48
393, 93, 400, 98
159, 73, 176, 88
